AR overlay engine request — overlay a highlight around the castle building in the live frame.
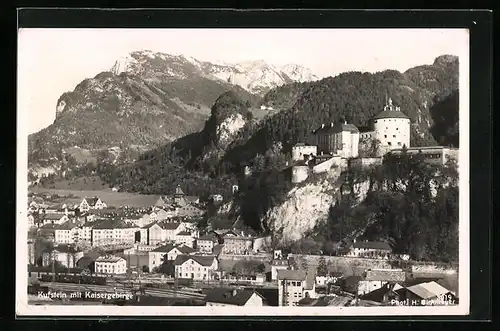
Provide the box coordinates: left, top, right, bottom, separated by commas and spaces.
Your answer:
312, 121, 360, 158
371, 98, 411, 156
291, 143, 317, 162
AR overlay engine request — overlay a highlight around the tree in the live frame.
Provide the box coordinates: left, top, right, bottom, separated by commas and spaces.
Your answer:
317, 256, 328, 277
142, 265, 149, 273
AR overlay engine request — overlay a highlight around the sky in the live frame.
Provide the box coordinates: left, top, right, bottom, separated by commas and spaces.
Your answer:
18, 28, 469, 135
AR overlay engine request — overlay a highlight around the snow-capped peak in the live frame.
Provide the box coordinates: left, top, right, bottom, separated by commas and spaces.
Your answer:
109, 51, 319, 95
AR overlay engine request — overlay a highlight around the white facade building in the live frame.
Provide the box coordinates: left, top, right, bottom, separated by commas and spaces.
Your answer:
95, 255, 127, 275
292, 143, 318, 162
174, 255, 219, 281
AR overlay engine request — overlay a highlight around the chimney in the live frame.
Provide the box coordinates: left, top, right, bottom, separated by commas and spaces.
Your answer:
344, 120, 347, 125
321, 124, 325, 128
232, 289, 238, 297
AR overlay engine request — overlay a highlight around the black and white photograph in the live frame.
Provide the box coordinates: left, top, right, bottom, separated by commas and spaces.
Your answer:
16, 26, 470, 316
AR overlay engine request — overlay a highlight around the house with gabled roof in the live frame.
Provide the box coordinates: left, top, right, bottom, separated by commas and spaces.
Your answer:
148, 243, 196, 272
54, 221, 79, 244
91, 218, 139, 247
79, 197, 107, 212
174, 254, 219, 281
277, 268, 317, 306
196, 233, 218, 253
40, 213, 69, 226
205, 288, 266, 307
357, 268, 407, 296
175, 231, 195, 248
344, 239, 393, 259
396, 281, 457, 305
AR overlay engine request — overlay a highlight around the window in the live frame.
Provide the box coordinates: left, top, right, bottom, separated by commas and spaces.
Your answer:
388, 142, 392, 146
384, 135, 387, 138
398, 142, 402, 146
396, 127, 399, 131
393, 135, 396, 138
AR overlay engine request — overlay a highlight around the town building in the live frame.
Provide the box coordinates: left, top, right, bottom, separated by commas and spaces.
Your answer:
312, 121, 360, 158
42, 244, 85, 269
359, 283, 404, 304
39, 213, 69, 226
221, 234, 254, 255
396, 281, 457, 305
79, 197, 107, 212
27, 214, 35, 228
91, 219, 140, 247
174, 255, 219, 281
175, 231, 195, 248
95, 255, 127, 275
344, 240, 393, 259
357, 268, 407, 296
271, 259, 290, 281
27, 241, 36, 265
291, 143, 318, 162
277, 269, 316, 306
148, 244, 195, 272
387, 146, 459, 166
205, 288, 266, 307
54, 221, 79, 244
196, 234, 218, 253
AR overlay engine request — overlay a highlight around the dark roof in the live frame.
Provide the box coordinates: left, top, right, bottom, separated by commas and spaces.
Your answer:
142, 222, 161, 229
177, 245, 196, 254
85, 197, 100, 206
276, 269, 307, 281
174, 255, 216, 267
174, 185, 185, 196
205, 288, 264, 306
58, 221, 78, 230
314, 122, 360, 134
53, 244, 83, 254
93, 219, 137, 229
359, 283, 402, 303
161, 222, 182, 230
39, 224, 60, 230
43, 213, 65, 220
151, 244, 175, 253
197, 234, 217, 241
353, 241, 392, 251
176, 231, 192, 236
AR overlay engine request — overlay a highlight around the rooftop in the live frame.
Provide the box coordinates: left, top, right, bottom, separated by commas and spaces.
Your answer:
313, 122, 360, 135
96, 255, 125, 263
352, 241, 392, 251
176, 231, 192, 236
204, 288, 264, 306
372, 98, 410, 120
404, 281, 452, 300
364, 269, 406, 282
174, 254, 216, 267
276, 269, 307, 281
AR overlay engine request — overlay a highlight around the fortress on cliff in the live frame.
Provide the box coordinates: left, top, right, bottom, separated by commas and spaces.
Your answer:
289, 98, 458, 183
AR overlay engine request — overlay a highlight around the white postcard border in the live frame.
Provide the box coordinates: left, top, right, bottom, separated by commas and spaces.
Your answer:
16, 28, 470, 317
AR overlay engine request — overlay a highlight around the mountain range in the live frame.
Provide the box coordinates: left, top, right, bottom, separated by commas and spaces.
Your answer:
28, 51, 317, 175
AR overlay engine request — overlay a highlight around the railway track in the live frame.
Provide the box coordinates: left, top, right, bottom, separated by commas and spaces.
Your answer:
39, 282, 206, 299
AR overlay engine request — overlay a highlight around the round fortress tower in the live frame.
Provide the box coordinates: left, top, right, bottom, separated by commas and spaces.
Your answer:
372, 98, 411, 155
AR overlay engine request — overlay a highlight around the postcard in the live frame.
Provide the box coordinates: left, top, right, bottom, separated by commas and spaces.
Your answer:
16, 24, 470, 316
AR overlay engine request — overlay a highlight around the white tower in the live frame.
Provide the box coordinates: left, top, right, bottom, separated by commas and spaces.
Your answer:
372, 98, 411, 156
